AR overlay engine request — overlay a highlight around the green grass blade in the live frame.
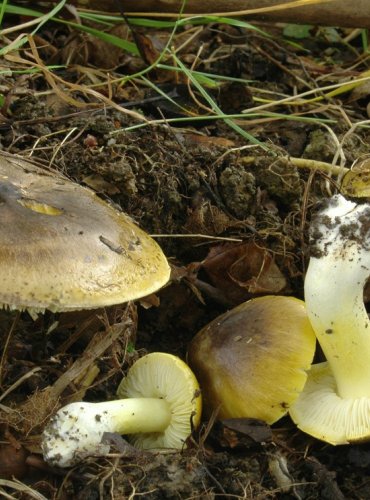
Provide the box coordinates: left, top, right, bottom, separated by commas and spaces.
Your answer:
58, 19, 139, 55
170, 52, 268, 149
0, 0, 8, 27
0, 0, 67, 55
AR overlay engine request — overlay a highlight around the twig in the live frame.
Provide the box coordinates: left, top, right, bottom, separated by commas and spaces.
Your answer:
0, 479, 48, 500
0, 367, 42, 404
241, 155, 349, 177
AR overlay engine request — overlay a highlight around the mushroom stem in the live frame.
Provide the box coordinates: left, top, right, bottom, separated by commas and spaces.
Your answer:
42, 398, 172, 467
304, 195, 370, 399
56, 398, 171, 434
82, 398, 172, 435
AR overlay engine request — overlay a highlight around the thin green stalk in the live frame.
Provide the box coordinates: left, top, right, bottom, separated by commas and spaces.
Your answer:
117, 111, 334, 134
0, 0, 67, 55
169, 52, 267, 149
0, 0, 7, 27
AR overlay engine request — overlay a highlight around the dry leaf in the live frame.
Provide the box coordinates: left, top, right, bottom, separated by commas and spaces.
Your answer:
184, 202, 233, 235
83, 173, 120, 195
55, 24, 132, 69
202, 242, 287, 305
139, 293, 161, 309
182, 133, 235, 148
212, 418, 272, 449
133, 31, 160, 65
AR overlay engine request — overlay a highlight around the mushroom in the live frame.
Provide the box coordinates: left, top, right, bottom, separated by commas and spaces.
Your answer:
42, 352, 202, 467
187, 295, 316, 424
0, 152, 170, 313
289, 194, 370, 444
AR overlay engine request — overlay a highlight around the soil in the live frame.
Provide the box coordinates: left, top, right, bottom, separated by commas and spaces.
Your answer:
1, 12, 370, 499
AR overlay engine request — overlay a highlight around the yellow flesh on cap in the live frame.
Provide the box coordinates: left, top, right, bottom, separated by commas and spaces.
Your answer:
117, 352, 202, 449
187, 295, 316, 425
0, 152, 170, 311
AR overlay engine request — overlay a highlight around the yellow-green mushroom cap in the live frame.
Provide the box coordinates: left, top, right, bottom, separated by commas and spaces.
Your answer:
0, 152, 170, 313
289, 362, 370, 445
188, 295, 316, 425
42, 352, 202, 467
117, 352, 202, 449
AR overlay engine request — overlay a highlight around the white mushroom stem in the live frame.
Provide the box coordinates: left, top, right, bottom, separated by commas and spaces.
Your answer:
304, 194, 370, 399
42, 398, 172, 467
83, 398, 172, 434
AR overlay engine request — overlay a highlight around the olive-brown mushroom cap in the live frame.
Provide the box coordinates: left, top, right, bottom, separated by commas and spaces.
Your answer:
0, 152, 170, 312
188, 295, 316, 425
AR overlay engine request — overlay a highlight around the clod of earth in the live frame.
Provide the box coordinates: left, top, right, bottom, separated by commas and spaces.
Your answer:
290, 194, 370, 444
187, 295, 316, 425
0, 152, 170, 314
42, 352, 202, 467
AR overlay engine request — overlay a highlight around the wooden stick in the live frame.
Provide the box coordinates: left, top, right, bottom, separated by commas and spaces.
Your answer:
57, 0, 370, 29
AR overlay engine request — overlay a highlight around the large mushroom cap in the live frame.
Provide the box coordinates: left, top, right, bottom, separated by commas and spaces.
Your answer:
187, 295, 316, 425
0, 152, 170, 312
117, 352, 202, 449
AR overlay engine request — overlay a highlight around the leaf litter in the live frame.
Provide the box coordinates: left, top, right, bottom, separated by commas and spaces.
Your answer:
0, 6, 370, 498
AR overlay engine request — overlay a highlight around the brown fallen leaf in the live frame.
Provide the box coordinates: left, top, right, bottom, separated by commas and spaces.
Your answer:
132, 30, 160, 66
0, 443, 30, 479
181, 133, 235, 149
139, 292, 161, 309
184, 201, 233, 236
54, 24, 133, 69
82, 173, 121, 195
202, 241, 287, 306
212, 418, 272, 450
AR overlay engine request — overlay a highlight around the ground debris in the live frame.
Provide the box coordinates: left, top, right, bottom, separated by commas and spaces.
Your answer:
0, 10, 370, 499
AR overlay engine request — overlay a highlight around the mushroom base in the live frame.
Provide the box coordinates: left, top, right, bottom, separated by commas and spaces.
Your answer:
289, 362, 370, 445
